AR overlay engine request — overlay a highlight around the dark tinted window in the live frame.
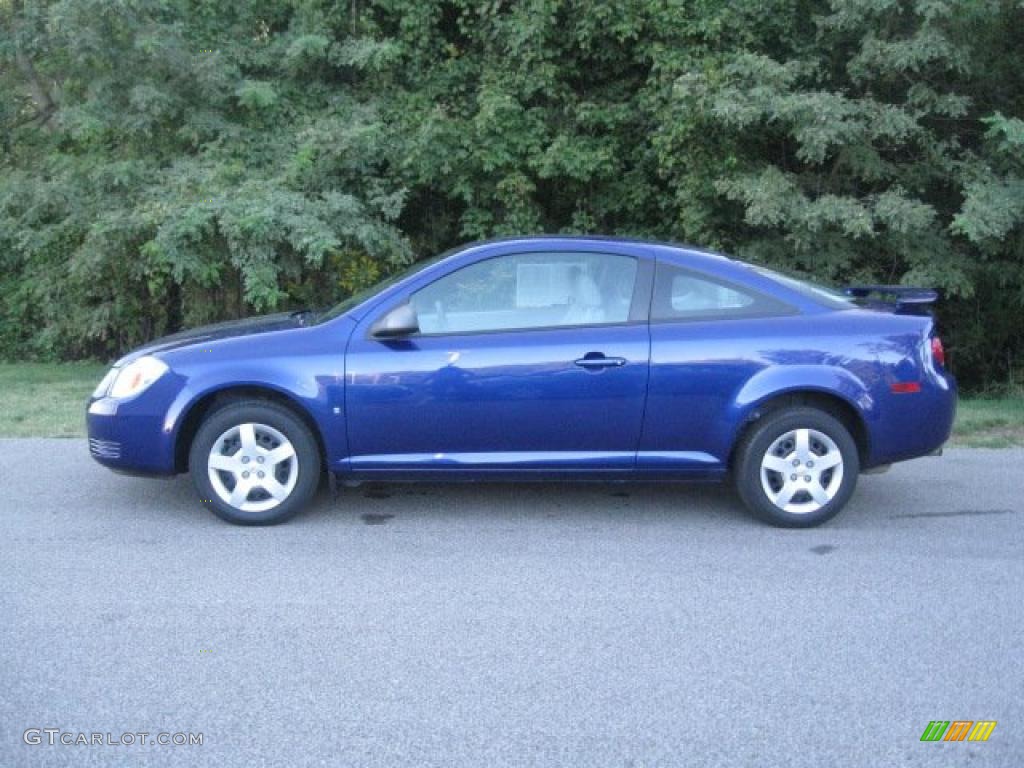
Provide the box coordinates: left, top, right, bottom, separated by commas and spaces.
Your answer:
652, 263, 792, 321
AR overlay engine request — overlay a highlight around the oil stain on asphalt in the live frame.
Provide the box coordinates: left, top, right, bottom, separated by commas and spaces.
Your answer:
360, 513, 395, 525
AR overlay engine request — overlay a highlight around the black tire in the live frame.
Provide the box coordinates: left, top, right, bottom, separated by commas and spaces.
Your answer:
188, 400, 321, 525
734, 406, 859, 528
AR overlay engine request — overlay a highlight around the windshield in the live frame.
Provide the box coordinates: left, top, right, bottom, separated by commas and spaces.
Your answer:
748, 265, 855, 309
314, 252, 447, 324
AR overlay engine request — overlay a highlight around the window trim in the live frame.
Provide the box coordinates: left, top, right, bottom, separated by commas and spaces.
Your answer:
650, 261, 798, 324
370, 250, 653, 340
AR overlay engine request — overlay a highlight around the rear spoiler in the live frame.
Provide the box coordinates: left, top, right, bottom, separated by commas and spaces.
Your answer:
843, 285, 938, 314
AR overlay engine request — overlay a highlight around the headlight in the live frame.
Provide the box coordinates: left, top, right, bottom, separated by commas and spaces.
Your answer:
108, 356, 169, 399
91, 367, 120, 399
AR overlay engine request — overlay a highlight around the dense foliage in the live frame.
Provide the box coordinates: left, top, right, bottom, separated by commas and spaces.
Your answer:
2, 0, 1022, 391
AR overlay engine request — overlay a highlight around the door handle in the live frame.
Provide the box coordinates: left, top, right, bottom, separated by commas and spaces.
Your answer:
574, 354, 627, 369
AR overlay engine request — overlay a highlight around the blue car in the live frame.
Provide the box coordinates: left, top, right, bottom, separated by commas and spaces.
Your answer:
87, 236, 956, 527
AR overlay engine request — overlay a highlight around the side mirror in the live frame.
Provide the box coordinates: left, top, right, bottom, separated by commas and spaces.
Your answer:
370, 302, 419, 338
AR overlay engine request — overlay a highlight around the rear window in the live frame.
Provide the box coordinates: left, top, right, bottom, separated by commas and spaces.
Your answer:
668, 275, 755, 312
652, 263, 793, 321
748, 265, 856, 310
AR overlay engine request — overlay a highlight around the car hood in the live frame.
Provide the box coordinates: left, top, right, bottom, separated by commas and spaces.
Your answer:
116, 311, 309, 365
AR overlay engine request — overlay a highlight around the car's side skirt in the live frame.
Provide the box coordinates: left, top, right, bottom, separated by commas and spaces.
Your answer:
333, 450, 727, 484
337, 468, 727, 484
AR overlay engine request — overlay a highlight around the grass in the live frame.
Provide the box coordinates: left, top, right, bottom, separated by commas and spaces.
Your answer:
951, 397, 1024, 448
0, 362, 107, 437
1, 362, 1023, 446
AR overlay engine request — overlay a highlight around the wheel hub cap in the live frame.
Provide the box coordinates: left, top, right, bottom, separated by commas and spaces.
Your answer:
207, 423, 298, 513
760, 428, 843, 514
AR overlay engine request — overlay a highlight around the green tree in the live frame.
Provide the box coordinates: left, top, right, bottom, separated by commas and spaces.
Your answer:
2, 0, 1022, 390
1, 0, 410, 358
664, 0, 1024, 386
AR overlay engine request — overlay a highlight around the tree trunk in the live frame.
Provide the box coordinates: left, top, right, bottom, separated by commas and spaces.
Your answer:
10, 1, 59, 129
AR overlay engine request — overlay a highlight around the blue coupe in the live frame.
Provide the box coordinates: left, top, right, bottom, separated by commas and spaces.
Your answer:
87, 236, 956, 527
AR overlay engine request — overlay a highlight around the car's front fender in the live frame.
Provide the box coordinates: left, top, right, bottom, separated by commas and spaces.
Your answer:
162, 362, 347, 472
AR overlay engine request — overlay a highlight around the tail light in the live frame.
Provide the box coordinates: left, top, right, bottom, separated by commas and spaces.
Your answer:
931, 336, 945, 367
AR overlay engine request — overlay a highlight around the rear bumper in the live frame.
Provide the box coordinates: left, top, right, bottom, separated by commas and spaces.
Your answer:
867, 370, 956, 467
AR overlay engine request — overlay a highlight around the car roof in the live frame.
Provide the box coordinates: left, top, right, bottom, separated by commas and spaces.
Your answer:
455, 233, 725, 253
455, 234, 733, 268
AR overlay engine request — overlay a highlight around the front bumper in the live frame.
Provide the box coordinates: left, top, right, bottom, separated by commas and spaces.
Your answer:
86, 375, 184, 476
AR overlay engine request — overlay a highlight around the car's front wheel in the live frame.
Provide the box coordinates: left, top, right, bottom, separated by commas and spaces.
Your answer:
734, 406, 859, 527
189, 400, 321, 525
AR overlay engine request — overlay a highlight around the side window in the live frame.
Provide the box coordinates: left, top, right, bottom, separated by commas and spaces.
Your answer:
411, 252, 638, 334
652, 263, 791, 321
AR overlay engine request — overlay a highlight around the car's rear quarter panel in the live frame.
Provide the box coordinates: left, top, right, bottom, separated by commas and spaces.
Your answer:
641, 309, 955, 472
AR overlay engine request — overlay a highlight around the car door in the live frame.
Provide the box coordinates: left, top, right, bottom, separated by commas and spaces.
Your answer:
344, 248, 653, 474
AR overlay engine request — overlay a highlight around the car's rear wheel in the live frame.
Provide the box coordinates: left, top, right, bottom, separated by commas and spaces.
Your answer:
734, 406, 859, 527
189, 400, 321, 525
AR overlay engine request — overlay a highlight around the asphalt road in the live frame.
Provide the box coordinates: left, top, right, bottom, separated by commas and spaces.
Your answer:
1, 440, 1022, 768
